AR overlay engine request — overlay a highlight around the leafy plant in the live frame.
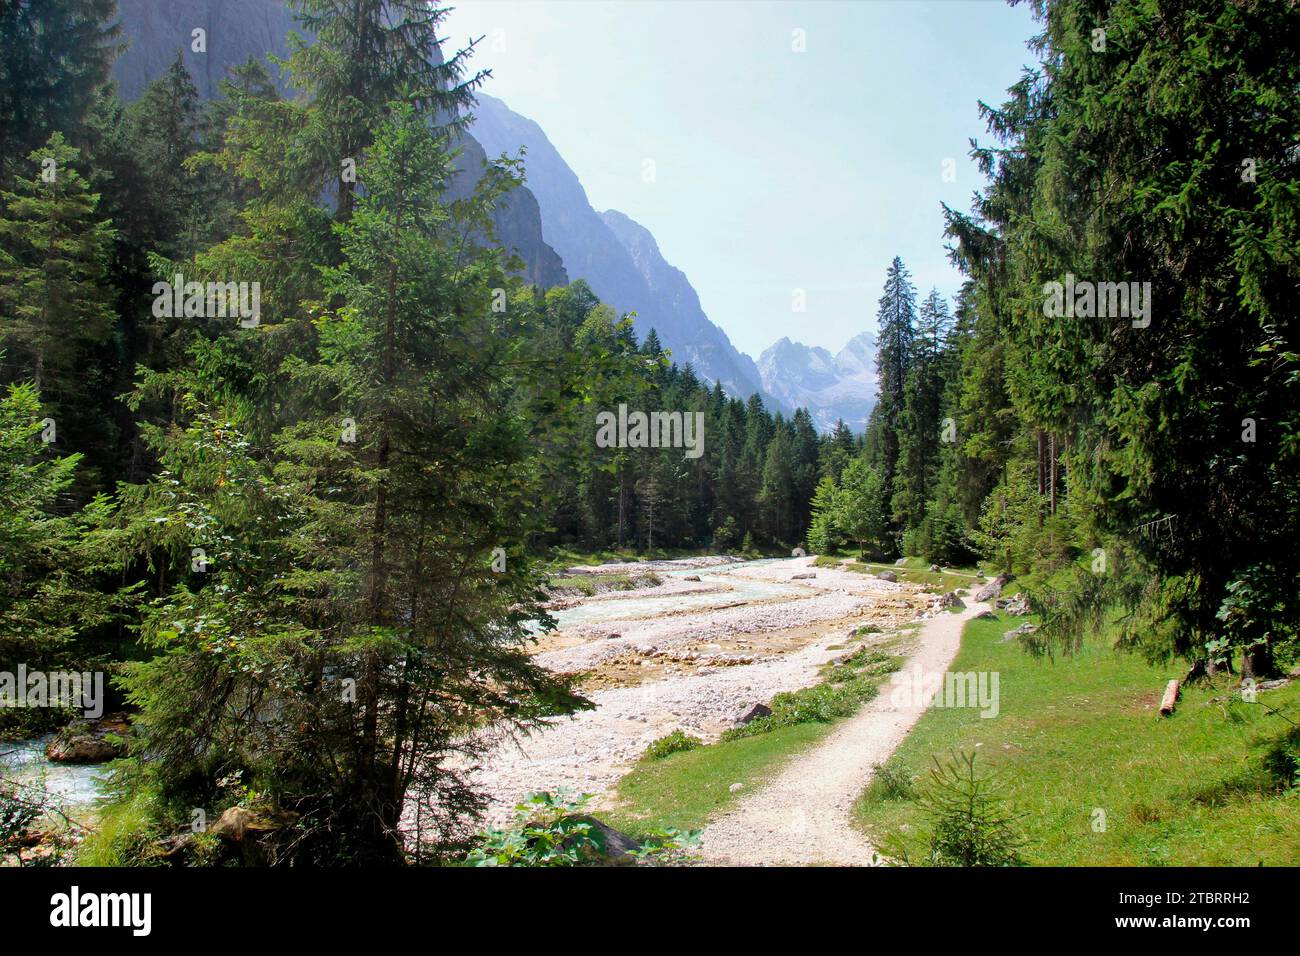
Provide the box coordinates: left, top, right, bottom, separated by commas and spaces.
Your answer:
464, 791, 602, 867
628, 826, 701, 866
869, 761, 917, 802
642, 730, 702, 761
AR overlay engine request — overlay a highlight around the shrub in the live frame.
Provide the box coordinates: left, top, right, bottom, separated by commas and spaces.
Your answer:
642, 730, 702, 761
464, 791, 603, 867
894, 752, 1026, 867
463, 791, 698, 867
869, 761, 917, 802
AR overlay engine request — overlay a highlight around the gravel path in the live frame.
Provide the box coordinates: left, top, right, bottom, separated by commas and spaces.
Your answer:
698, 590, 991, 866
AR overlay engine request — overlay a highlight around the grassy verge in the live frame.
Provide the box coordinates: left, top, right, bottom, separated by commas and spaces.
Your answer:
604, 721, 834, 836
603, 634, 907, 838
854, 611, 1300, 865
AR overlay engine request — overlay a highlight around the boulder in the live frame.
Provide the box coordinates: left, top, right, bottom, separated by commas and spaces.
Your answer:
683, 575, 701, 582
877, 570, 898, 582
1000, 594, 1031, 616
1001, 622, 1038, 643
45, 712, 132, 763
555, 815, 639, 866
937, 590, 965, 609
791, 572, 816, 580
974, 574, 1009, 602
974, 610, 997, 620
894, 558, 907, 566
733, 702, 773, 726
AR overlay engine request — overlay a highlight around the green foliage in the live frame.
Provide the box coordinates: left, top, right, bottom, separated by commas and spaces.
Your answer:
892, 751, 1026, 867
0, 377, 119, 734
945, 0, 1300, 665
464, 792, 603, 867
463, 791, 698, 866
834, 458, 889, 557
642, 730, 703, 761
0, 778, 41, 850
723, 649, 900, 740
866, 760, 916, 802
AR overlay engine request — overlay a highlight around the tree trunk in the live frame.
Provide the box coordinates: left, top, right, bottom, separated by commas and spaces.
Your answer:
1049, 433, 1057, 515
1241, 635, 1279, 681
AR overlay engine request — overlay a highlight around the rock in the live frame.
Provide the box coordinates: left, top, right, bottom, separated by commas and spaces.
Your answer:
974, 574, 1009, 602
45, 712, 132, 763
733, 702, 773, 726
1000, 594, 1031, 616
877, 571, 898, 582
605, 632, 622, 639
683, 575, 701, 582
791, 572, 815, 580
975, 610, 997, 620
728, 783, 744, 794
555, 815, 640, 866
1001, 622, 1038, 643
937, 590, 965, 609
894, 558, 907, 566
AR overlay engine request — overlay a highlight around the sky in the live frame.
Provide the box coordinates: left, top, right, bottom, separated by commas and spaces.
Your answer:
442, 0, 1041, 358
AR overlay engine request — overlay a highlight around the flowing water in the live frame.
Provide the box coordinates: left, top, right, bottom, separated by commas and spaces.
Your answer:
0, 736, 108, 810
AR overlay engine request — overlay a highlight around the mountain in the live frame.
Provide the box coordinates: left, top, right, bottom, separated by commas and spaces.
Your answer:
758, 332, 877, 433
110, 0, 566, 290
468, 93, 777, 408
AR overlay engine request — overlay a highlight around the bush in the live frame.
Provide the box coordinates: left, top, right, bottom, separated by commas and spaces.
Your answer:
722, 651, 900, 741
463, 791, 698, 866
869, 761, 917, 801
892, 752, 1026, 866
464, 792, 604, 867
642, 730, 702, 761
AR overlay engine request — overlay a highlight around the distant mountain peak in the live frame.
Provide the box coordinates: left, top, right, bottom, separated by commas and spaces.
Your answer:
758, 334, 877, 434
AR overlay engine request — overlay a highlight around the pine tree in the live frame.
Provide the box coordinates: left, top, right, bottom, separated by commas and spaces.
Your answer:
0, 134, 116, 417
867, 256, 917, 546
0, 0, 120, 182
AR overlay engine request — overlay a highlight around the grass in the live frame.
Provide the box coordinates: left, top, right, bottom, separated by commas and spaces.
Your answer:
605, 721, 834, 836
604, 636, 907, 838
854, 611, 1300, 866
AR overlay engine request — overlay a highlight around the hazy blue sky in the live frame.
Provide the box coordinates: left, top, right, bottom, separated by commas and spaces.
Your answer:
443, 0, 1040, 357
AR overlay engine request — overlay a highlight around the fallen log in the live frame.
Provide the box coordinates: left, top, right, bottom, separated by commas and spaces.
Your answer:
1158, 679, 1181, 717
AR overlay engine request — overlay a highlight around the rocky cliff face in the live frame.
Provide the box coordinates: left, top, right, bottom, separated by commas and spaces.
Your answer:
110, 0, 566, 289
758, 333, 877, 433
469, 94, 779, 408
